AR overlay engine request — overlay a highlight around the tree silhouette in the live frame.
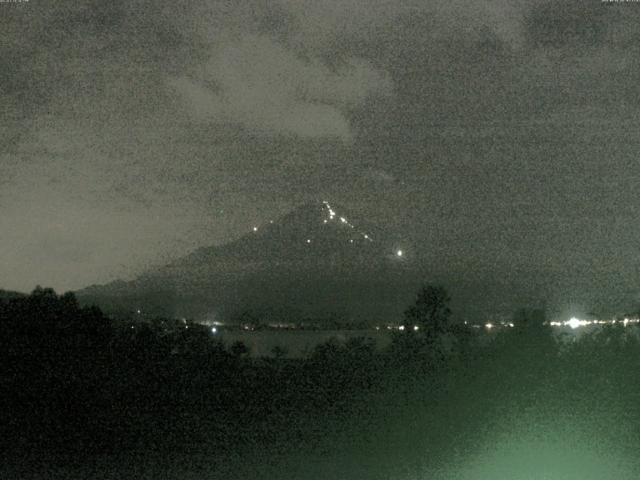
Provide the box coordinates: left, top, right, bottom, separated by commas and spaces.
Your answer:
404, 285, 451, 339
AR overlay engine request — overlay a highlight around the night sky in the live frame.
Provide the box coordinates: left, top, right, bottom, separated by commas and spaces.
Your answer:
2, 1, 640, 315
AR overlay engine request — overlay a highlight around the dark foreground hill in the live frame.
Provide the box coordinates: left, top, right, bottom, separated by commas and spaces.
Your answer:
0, 289, 26, 301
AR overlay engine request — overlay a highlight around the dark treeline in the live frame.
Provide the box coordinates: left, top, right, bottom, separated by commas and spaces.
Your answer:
3, 285, 640, 479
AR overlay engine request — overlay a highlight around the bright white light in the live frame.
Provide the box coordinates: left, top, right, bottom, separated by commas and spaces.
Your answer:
413, 325, 419, 331
485, 323, 493, 329
566, 317, 584, 329
323, 219, 328, 224
340, 217, 347, 223
364, 234, 369, 239
398, 325, 405, 331
306, 239, 311, 244
211, 327, 217, 334
396, 249, 403, 257
349, 239, 354, 243
136, 309, 141, 314
253, 226, 258, 232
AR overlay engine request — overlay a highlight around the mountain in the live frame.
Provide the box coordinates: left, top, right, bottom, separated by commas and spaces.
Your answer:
77, 201, 420, 324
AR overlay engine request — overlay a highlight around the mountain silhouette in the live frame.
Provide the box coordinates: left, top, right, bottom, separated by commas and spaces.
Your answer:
77, 201, 418, 324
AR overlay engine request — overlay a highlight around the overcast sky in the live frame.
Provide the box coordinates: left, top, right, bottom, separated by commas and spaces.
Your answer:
2, 0, 640, 314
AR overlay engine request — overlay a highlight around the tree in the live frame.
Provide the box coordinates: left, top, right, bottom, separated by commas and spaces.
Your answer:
403, 285, 451, 339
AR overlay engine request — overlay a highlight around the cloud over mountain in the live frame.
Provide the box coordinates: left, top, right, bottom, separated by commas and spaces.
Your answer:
169, 35, 391, 140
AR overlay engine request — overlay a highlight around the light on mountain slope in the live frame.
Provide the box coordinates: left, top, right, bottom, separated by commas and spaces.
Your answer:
321, 201, 373, 243
252, 200, 375, 246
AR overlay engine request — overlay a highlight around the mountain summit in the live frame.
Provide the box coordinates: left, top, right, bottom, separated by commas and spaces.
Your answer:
179, 200, 383, 269
77, 201, 416, 323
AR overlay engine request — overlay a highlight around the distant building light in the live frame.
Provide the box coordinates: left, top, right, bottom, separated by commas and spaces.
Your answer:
136, 309, 141, 314
323, 219, 328, 224
253, 226, 258, 232
396, 249, 403, 257
413, 325, 419, 331
306, 239, 311, 244
485, 323, 493, 329
398, 325, 405, 331
349, 239, 354, 243
340, 217, 347, 223
211, 327, 217, 334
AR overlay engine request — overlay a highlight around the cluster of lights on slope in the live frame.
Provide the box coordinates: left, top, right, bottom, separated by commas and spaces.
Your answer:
250, 201, 407, 255
253, 201, 377, 246
321, 200, 374, 245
